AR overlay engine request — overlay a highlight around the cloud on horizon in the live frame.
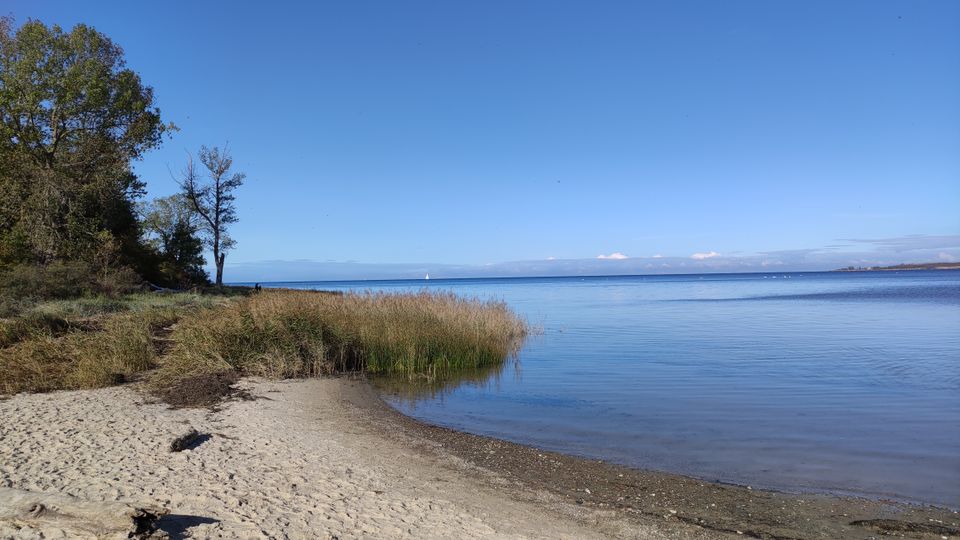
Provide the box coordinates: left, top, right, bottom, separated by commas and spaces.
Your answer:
690, 251, 720, 260
597, 252, 629, 260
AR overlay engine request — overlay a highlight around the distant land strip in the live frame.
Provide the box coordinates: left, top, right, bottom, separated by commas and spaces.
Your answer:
835, 262, 960, 272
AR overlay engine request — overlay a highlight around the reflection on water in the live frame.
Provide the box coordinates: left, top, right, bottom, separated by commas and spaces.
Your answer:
267, 271, 960, 508
373, 361, 516, 404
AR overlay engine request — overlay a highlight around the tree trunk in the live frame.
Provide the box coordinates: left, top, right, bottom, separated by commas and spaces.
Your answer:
0, 487, 168, 539
216, 252, 225, 286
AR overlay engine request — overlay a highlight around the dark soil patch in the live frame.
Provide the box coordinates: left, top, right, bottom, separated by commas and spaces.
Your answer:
150, 324, 177, 356
155, 371, 250, 408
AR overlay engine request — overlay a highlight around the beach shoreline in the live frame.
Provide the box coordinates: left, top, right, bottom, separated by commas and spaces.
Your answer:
1, 377, 956, 539
362, 379, 959, 539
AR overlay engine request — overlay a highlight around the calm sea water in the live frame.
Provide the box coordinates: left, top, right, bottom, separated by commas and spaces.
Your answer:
258, 271, 960, 507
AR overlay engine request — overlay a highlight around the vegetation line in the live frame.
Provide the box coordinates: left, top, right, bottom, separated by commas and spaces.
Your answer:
1, 289, 528, 402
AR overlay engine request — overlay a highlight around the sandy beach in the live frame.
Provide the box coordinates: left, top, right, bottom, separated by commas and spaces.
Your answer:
2, 4, 958, 539
1, 378, 956, 539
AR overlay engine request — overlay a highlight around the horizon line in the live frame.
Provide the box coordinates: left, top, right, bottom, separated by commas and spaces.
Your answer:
226, 267, 960, 286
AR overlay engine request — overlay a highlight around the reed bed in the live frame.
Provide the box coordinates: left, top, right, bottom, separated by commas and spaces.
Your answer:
155, 289, 528, 384
1, 288, 527, 400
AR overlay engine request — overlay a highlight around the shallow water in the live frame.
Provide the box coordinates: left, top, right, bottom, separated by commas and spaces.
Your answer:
259, 271, 960, 507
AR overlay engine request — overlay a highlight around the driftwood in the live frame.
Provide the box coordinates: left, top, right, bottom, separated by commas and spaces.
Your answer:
0, 487, 168, 539
170, 429, 206, 452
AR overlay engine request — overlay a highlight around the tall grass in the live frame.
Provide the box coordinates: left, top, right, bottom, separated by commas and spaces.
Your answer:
1, 288, 528, 400
0, 307, 179, 394
0, 312, 74, 349
156, 289, 527, 384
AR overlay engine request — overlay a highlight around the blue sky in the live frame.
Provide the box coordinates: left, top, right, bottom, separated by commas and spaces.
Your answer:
8, 1, 960, 280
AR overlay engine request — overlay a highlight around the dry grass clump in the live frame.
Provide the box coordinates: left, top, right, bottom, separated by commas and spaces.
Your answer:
66, 308, 180, 388
156, 289, 527, 384
0, 305, 182, 395
0, 292, 218, 349
0, 312, 74, 349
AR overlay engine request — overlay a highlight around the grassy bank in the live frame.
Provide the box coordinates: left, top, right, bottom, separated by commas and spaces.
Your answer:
1, 289, 527, 399
0, 293, 225, 349
0, 293, 223, 394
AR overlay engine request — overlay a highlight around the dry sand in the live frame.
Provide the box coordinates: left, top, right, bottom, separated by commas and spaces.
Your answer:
0, 378, 704, 539
1, 378, 956, 539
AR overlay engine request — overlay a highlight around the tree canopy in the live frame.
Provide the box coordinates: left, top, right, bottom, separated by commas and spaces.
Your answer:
0, 17, 248, 294
0, 17, 168, 269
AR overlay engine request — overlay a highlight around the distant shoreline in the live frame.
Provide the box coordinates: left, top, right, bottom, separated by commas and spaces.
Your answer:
834, 262, 960, 272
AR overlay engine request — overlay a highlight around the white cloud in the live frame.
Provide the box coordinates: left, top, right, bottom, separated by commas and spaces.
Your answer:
691, 251, 720, 260
652, 254, 663, 258
546, 256, 556, 260
938, 252, 957, 262
597, 252, 629, 260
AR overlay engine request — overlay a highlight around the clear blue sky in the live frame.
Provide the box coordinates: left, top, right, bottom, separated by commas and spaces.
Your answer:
8, 1, 960, 279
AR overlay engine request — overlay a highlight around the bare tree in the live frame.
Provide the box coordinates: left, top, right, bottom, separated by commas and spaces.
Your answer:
178, 145, 244, 286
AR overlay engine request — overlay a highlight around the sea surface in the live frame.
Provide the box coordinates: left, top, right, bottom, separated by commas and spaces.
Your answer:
255, 271, 960, 508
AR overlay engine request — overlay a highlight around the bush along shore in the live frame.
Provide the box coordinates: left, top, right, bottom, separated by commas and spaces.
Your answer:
0, 288, 528, 405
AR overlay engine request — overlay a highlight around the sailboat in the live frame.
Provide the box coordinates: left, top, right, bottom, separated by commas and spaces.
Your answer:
425, 273, 430, 280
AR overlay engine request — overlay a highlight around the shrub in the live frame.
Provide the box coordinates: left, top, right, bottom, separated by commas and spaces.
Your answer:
0, 262, 143, 307
0, 295, 31, 318
92, 265, 144, 297
0, 262, 97, 301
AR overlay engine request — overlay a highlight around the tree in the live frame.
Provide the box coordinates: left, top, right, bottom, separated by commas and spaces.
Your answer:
141, 195, 208, 287
178, 145, 244, 286
0, 17, 169, 268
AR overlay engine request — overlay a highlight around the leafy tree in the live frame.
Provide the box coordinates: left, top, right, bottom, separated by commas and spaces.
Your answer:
0, 17, 169, 269
179, 145, 244, 286
141, 195, 208, 287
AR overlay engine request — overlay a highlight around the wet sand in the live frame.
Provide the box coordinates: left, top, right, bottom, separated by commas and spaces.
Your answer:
0, 377, 956, 539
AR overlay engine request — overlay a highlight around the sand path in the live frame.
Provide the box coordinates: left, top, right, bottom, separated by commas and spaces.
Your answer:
0, 378, 689, 539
